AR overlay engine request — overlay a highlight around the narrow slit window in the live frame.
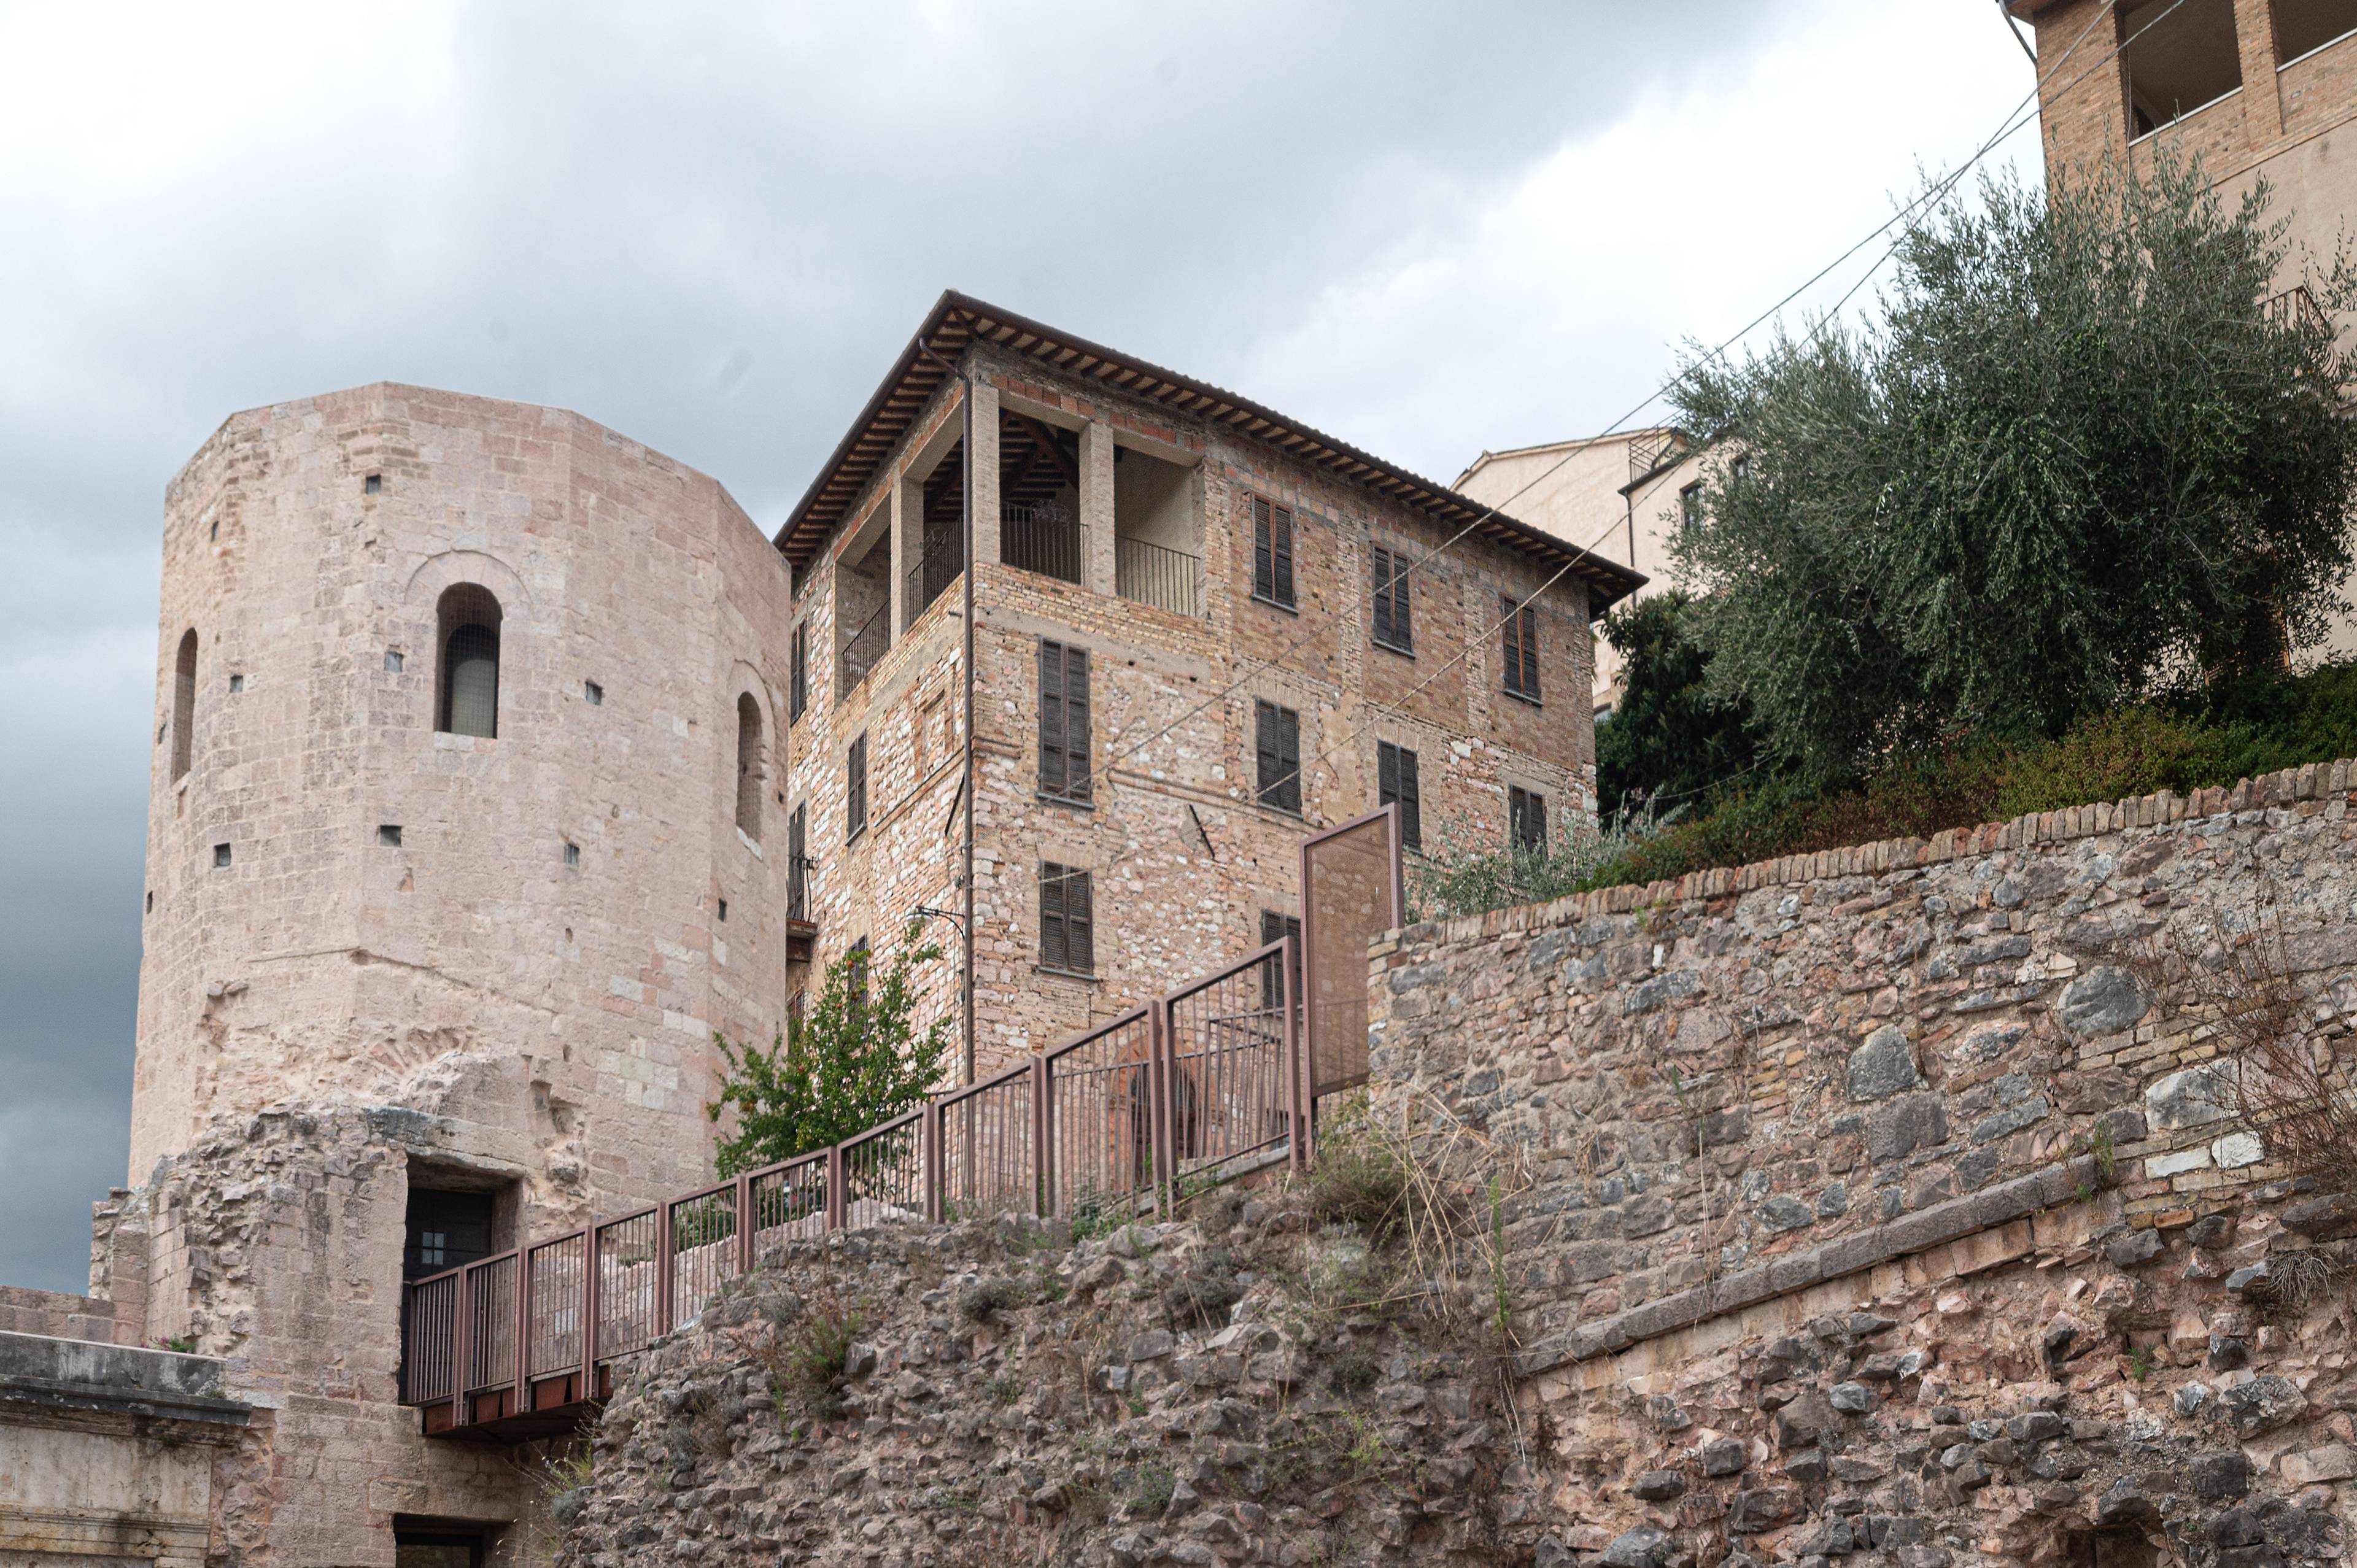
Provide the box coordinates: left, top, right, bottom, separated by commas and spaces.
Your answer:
435, 584, 502, 738
1252, 496, 1296, 608
1377, 741, 1422, 849
1037, 639, 1093, 803
170, 630, 198, 781
734, 693, 764, 840
1255, 699, 1302, 813
1040, 862, 1095, 975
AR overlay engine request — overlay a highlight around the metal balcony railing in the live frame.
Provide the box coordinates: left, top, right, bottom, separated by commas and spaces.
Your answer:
905, 525, 962, 626
1001, 502, 1083, 585
2266, 283, 2331, 337
838, 602, 889, 693
1116, 536, 1203, 618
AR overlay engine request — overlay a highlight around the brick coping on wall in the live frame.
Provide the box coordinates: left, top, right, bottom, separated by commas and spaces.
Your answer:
1407, 759, 2357, 946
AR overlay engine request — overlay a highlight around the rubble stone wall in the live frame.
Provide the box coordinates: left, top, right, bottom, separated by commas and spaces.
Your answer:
1371, 764, 2357, 1567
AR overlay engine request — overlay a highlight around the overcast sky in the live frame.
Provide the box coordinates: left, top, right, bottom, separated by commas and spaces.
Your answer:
0, 1, 2039, 1292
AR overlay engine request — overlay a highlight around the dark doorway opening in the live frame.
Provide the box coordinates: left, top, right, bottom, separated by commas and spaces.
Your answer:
404, 1188, 497, 1281
395, 1529, 484, 1568
2065, 1529, 2162, 1568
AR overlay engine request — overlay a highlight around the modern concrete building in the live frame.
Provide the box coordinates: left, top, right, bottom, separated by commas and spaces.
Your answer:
0, 293, 1639, 1564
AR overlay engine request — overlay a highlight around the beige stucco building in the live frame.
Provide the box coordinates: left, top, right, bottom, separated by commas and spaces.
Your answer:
1455, 428, 1707, 718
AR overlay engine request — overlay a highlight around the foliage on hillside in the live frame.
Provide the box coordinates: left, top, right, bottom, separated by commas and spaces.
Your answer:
1671, 153, 2357, 779
706, 926, 953, 1176
1581, 662, 2357, 893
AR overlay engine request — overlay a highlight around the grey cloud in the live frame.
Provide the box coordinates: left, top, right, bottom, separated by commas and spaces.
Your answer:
0, 0, 1799, 1289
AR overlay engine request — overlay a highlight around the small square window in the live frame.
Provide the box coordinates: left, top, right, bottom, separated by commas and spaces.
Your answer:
385, 650, 404, 673
212, 843, 231, 868
563, 842, 580, 868
584, 681, 603, 706
364, 473, 382, 495
377, 825, 403, 847
717, 898, 729, 922
228, 674, 244, 693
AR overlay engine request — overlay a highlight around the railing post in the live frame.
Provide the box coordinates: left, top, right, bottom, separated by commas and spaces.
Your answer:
654, 1200, 675, 1341
1147, 1003, 1173, 1215
1031, 1056, 1052, 1219
514, 1246, 532, 1418
581, 1222, 600, 1404
1283, 933, 1308, 1172
451, 1262, 474, 1429
827, 1144, 846, 1231
924, 1102, 943, 1224
735, 1173, 753, 1277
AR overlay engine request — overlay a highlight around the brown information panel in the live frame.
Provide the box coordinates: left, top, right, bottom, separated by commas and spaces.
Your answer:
1299, 805, 1404, 1102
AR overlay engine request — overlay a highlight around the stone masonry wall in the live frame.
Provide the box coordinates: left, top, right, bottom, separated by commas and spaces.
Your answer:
1371, 763, 2357, 1567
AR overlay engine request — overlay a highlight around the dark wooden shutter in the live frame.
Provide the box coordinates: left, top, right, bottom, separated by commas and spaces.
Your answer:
1377, 740, 1399, 810
846, 735, 867, 840
1372, 548, 1412, 651
1259, 910, 1301, 1010
1041, 863, 1067, 971
788, 805, 808, 919
1275, 705, 1301, 812
1272, 504, 1295, 606
1065, 646, 1090, 801
1067, 868, 1093, 973
1525, 605, 1541, 695
789, 622, 807, 720
1255, 701, 1280, 803
1252, 498, 1274, 601
1039, 639, 1066, 798
1501, 594, 1521, 695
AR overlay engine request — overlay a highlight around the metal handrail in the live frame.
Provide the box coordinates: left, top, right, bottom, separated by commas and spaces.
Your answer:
398, 813, 1402, 1430
1002, 503, 1085, 584
838, 601, 889, 692
1115, 535, 1202, 617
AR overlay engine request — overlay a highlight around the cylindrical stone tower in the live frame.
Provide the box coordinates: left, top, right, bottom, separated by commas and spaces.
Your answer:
125, 384, 794, 1561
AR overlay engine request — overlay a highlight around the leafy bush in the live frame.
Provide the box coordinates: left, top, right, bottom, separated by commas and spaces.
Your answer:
1595, 590, 1765, 819
1409, 805, 1676, 923
706, 924, 953, 1176
1579, 662, 2357, 893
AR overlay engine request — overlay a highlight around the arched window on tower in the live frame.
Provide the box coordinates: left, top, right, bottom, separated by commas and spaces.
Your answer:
171, 629, 198, 781
735, 692, 764, 840
436, 585, 502, 739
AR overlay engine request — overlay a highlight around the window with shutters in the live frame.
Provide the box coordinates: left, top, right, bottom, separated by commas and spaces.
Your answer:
170, 628, 198, 781
786, 804, 810, 921
1254, 700, 1302, 814
1040, 862, 1096, 975
734, 693, 764, 840
1037, 639, 1092, 804
1509, 786, 1547, 852
435, 584, 502, 738
1371, 546, 1413, 655
786, 989, 807, 1045
1377, 741, 1422, 849
789, 622, 808, 722
848, 935, 870, 1009
1500, 594, 1540, 702
1260, 910, 1301, 1012
1678, 483, 1703, 541
1250, 496, 1296, 609
845, 733, 868, 841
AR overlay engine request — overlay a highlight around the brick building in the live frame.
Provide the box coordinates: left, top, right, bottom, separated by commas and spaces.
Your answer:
780, 294, 1643, 1078
0, 293, 1637, 1564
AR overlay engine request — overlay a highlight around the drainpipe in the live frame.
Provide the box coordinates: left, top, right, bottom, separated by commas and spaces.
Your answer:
920, 339, 978, 1086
